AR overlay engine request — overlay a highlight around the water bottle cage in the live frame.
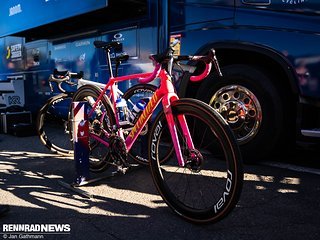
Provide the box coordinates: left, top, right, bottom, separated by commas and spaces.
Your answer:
131, 111, 142, 124
129, 98, 148, 123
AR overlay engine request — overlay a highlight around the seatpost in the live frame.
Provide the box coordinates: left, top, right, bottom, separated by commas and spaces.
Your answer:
115, 60, 120, 78
105, 48, 114, 79
167, 47, 175, 76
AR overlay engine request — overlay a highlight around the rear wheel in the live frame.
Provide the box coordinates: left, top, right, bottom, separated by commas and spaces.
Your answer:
36, 93, 73, 155
72, 85, 115, 173
149, 98, 243, 224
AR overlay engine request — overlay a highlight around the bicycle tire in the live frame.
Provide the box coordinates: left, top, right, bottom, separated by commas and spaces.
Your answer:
71, 85, 115, 173
149, 98, 243, 224
122, 84, 173, 165
36, 93, 74, 155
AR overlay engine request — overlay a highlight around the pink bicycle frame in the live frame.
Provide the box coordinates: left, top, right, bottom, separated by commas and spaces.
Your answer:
87, 65, 196, 167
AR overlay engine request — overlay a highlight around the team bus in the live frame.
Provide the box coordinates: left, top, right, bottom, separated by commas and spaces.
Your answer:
1, 0, 320, 162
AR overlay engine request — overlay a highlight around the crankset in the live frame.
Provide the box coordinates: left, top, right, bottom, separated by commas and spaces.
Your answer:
109, 135, 129, 174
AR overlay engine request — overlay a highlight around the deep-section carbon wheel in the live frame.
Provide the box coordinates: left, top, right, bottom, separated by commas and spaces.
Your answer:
149, 98, 243, 224
37, 93, 73, 155
72, 85, 115, 172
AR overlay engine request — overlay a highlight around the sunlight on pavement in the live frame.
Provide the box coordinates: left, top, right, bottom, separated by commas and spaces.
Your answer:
0, 151, 73, 160
277, 189, 298, 193
244, 173, 274, 182
30, 191, 152, 219
30, 191, 90, 210
279, 177, 300, 185
0, 189, 46, 209
244, 173, 300, 193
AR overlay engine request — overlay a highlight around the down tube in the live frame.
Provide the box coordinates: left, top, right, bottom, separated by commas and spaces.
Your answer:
125, 90, 162, 151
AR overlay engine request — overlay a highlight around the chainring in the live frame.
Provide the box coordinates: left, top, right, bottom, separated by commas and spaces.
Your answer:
109, 135, 128, 167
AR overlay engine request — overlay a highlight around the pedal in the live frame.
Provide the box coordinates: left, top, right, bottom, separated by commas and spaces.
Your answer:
117, 165, 130, 174
301, 128, 320, 138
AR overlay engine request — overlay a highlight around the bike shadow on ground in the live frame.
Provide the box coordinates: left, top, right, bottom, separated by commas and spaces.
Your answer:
0, 134, 319, 240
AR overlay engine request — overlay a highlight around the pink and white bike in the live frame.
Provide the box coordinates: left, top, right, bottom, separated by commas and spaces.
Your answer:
72, 41, 243, 224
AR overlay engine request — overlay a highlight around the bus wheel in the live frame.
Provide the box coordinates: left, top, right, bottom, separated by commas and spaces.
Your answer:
196, 64, 287, 163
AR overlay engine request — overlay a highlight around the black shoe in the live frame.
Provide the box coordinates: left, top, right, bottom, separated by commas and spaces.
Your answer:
0, 205, 10, 217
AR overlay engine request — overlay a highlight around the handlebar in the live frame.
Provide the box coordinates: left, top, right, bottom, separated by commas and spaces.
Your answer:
138, 48, 222, 84
138, 64, 161, 84
49, 69, 83, 93
189, 62, 212, 82
93, 40, 220, 84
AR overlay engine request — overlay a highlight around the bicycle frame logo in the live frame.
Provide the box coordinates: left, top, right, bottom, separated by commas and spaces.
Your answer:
128, 90, 160, 140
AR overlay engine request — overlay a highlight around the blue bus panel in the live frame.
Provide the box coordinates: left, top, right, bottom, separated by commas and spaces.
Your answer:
0, 0, 108, 37
0, 36, 25, 76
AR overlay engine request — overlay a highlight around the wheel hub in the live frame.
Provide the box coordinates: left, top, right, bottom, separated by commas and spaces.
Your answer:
220, 100, 247, 129
210, 85, 262, 145
185, 149, 203, 173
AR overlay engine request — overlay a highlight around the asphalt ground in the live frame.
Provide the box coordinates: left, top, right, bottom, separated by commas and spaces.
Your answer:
0, 133, 319, 240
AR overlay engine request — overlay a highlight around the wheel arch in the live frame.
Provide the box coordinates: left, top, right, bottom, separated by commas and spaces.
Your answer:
181, 41, 300, 160
179, 41, 299, 105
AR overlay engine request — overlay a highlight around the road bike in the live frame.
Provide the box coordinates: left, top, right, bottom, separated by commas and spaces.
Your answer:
36, 44, 157, 160
72, 40, 243, 223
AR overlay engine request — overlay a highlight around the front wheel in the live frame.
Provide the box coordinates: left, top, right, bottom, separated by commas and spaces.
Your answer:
149, 98, 243, 224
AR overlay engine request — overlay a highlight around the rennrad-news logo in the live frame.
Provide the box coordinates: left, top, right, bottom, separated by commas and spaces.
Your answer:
2, 224, 71, 233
